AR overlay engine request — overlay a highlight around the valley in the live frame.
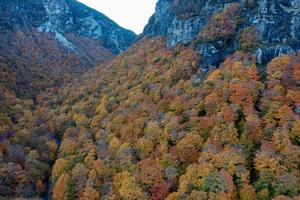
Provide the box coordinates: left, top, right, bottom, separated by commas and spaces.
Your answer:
0, 0, 300, 200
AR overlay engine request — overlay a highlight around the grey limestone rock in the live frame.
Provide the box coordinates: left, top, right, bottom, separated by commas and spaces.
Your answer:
0, 0, 136, 54
143, 0, 300, 69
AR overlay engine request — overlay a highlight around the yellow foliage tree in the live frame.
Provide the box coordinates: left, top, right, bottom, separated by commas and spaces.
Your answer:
52, 158, 69, 179
52, 173, 70, 200
239, 184, 256, 200
81, 186, 100, 200
113, 171, 145, 200
136, 137, 154, 159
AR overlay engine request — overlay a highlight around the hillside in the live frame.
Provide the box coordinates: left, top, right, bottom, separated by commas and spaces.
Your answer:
1, 37, 299, 199
0, 0, 300, 199
0, 0, 136, 97
0, 0, 136, 154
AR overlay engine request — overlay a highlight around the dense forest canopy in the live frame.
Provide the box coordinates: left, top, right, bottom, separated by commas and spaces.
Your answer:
1, 0, 300, 199
1, 37, 299, 199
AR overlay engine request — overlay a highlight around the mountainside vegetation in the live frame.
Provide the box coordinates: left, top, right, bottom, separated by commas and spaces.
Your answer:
1, 37, 299, 199
1, 0, 300, 199
0, 29, 113, 97
0, 0, 136, 125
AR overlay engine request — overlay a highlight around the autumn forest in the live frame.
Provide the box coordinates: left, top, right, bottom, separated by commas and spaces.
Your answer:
0, 0, 300, 200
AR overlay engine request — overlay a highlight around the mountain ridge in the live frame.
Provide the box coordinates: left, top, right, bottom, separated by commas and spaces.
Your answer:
0, 0, 136, 97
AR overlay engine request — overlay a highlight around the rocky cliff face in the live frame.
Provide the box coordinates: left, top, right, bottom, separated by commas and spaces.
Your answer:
143, 0, 300, 70
1, 0, 136, 54
0, 0, 136, 96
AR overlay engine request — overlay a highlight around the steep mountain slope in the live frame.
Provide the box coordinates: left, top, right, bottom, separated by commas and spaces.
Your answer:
3, 37, 298, 199
143, 0, 300, 70
0, 0, 136, 96
1, 0, 300, 199
0, 3, 136, 197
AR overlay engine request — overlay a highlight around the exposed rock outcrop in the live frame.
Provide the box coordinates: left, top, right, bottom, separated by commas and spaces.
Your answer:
143, 0, 300, 70
1, 0, 136, 54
